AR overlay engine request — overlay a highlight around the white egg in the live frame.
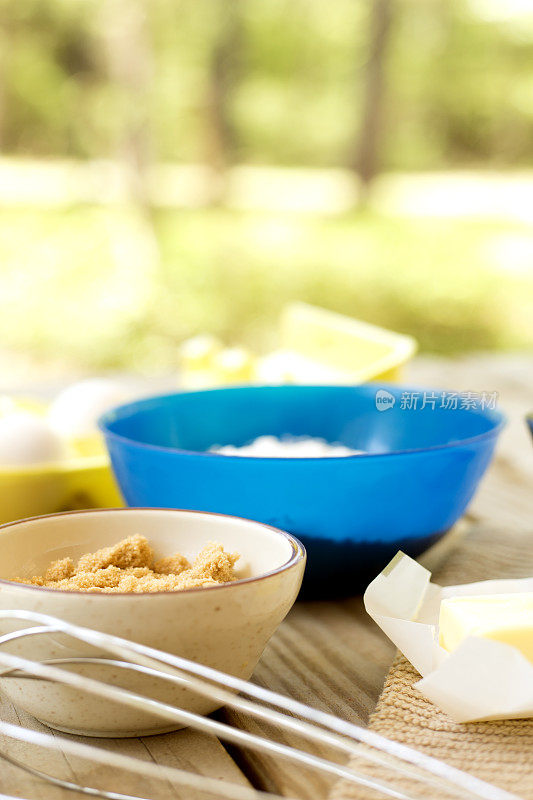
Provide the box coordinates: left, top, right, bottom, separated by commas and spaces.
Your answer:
48, 379, 132, 439
0, 412, 68, 466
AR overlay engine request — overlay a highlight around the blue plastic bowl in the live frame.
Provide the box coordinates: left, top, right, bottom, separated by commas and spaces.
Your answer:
100, 384, 505, 598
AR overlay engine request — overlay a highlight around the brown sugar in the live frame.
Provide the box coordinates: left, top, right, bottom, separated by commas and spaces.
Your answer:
14, 535, 240, 593
77, 535, 153, 572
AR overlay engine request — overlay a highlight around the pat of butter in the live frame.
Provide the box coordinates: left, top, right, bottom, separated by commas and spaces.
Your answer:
439, 593, 533, 663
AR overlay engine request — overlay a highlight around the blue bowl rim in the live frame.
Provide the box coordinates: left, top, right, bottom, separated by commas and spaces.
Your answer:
98, 383, 507, 461
0, 507, 306, 598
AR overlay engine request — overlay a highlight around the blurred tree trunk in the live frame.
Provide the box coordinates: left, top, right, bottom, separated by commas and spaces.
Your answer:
352, 0, 393, 194
0, 28, 7, 150
101, 0, 153, 207
205, 0, 243, 203
99, 0, 160, 332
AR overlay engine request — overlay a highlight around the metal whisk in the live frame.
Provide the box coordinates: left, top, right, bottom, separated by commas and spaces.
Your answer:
0, 610, 523, 800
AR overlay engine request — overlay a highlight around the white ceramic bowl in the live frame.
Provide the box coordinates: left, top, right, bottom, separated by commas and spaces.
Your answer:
0, 508, 305, 736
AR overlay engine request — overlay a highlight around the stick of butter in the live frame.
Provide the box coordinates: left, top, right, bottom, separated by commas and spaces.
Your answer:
439, 593, 533, 663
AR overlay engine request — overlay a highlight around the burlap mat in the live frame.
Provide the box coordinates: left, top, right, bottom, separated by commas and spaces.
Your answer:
329, 522, 533, 800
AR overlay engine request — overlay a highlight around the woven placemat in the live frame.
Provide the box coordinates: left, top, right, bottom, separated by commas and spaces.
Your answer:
329, 522, 533, 800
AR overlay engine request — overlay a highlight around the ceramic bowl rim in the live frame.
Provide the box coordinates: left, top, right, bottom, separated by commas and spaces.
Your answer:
0, 507, 306, 598
98, 383, 507, 461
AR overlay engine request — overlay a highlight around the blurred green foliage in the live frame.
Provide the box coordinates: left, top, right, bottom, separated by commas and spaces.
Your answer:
0, 204, 531, 370
1, 0, 532, 168
0, 0, 532, 371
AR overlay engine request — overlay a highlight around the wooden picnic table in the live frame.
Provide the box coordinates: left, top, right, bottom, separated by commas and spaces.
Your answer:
1, 354, 532, 800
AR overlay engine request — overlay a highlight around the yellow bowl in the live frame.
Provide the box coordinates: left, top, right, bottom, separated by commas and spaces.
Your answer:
0, 436, 123, 525
279, 302, 417, 383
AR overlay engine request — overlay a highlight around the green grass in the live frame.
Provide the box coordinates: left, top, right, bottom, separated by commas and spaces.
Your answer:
1, 204, 532, 372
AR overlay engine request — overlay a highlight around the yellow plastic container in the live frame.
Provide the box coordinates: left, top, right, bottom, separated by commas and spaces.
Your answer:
0, 437, 123, 526
276, 302, 417, 384
179, 304, 418, 388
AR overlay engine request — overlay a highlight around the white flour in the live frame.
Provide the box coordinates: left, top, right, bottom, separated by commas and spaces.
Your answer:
210, 435, 362, 458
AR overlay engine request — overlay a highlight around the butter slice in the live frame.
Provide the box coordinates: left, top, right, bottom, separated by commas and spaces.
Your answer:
439, 593, 533, 663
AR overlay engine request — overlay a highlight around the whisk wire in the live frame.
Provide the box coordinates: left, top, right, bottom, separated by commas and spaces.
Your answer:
0, 628, 458, 797
0, 610, 524, 800
0, 647, 418, 800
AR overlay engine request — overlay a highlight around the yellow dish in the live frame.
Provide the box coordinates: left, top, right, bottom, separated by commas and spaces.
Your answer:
179, 304, 418, 388
278, 302, 417, 383
0, 435, 122, 525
